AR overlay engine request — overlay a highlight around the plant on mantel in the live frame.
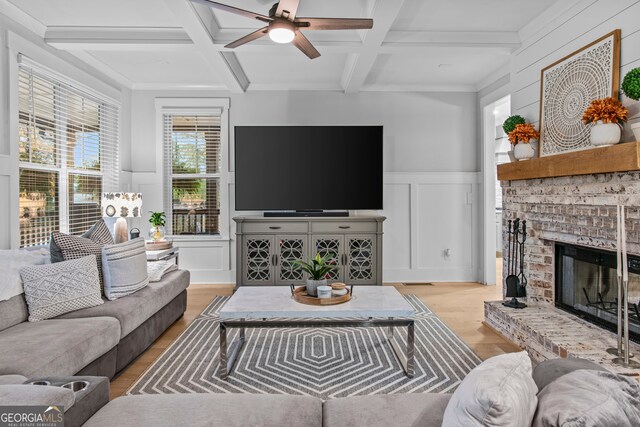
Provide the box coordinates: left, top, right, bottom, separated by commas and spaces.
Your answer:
583, 97, 628, 147
622, 67, 640, 142
505, 120, 540, 161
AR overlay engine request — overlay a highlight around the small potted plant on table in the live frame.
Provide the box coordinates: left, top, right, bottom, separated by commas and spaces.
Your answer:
292, 253, 338, 297
583, 97, 628, 146
148, 211, 167, 242
622, 67, 640, 141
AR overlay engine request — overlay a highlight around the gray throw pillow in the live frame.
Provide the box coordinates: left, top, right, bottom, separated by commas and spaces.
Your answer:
442, 351, 538, 427
533, 369, 640, 427
102, 238, 149, 300
50, 220, 113, 263
20, 255, 103, 321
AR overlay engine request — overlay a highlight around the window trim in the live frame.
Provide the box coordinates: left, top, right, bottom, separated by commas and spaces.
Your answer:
155, 98, 230, 240
16, 56, 120, 247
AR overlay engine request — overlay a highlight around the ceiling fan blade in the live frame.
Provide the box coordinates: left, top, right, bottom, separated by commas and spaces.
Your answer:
291, 31, 320, 59
190, 0, 272, 23
275, 0, 300, 20
295, 18, 373, 30
225, 27, 269, 49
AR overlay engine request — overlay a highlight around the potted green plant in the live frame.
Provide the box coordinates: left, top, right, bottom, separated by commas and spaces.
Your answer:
291, 253, 338, 297
148, 211, 167, 242
622, 67, 640, 141
502, 115, 526, 136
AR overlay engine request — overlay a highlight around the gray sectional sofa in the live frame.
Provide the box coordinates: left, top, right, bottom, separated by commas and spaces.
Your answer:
0, 270, 190, 379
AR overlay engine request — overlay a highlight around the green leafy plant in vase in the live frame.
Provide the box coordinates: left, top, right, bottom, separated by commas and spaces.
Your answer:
291, 253, 339, 297
148, 211, 167, 242
622, 67, 640, 142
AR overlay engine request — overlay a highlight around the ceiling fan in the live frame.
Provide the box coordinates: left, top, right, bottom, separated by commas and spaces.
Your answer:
191, 0, 374, 59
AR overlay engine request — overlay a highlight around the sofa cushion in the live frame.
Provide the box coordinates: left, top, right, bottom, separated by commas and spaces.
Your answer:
532, 357, 608, 391
20, 255, 104, 322
0, 375, 28, 385
51, 228, 112, 288
0, 294, 29, 332
324, 394, 451, 427
0, 317, 120, 378
533, 369, 640, 427
0, 384, 75, 412
101, 238, 149, 301
57, 270, 189, 338
442, 351, 538, 427
83, 394, 322, 427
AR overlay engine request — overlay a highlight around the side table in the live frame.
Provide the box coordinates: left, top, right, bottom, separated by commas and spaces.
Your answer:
146, 247, 179, 267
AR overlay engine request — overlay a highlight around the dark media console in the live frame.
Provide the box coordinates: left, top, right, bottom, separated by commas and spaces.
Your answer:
263, 211, 349, 218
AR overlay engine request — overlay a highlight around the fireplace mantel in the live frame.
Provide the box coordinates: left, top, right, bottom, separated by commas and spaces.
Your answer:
497, 141, 640, 181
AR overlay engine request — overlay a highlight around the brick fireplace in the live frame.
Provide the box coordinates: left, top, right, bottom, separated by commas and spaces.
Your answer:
484, 169, 640, 375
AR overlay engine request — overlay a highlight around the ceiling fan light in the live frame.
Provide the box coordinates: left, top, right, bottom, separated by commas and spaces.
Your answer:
269, 27, 295, 44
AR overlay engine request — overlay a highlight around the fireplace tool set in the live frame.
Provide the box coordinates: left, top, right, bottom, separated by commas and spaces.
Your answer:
607, 205, 640, 369
503, 218, 527, 309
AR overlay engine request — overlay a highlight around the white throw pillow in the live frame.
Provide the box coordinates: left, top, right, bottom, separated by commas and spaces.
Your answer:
442, 351, 538, 427
102, 238, 149, 300
0, 248, 50, 301
20, 255, 103, 321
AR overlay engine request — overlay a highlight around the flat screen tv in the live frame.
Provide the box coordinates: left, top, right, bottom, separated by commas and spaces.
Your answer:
235, 126, 383, 212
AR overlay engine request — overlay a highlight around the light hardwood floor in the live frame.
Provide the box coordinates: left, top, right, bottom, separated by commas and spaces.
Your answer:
110, 260, 518, 398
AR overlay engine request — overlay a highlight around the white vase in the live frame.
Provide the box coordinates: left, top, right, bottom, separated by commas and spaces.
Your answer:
631, 122, 640, 142
590, 121, 621, 146
306, 279, 327, 297
513, 143, 535, 160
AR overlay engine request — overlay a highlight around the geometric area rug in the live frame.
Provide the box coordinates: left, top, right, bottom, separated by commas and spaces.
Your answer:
127, 295, 481, 399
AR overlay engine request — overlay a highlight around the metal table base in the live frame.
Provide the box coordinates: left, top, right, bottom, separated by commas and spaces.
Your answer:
218, 318, 415, 380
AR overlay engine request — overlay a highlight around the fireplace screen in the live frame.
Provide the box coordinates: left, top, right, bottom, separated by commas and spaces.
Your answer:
555, 243, 640, 343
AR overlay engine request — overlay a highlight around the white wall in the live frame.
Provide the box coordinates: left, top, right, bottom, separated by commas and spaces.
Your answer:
0, 12, 130, 249
130, 90, 481, 284
512, 0, 640, 134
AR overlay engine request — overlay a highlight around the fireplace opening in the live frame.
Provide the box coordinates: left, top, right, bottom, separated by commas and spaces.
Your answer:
555, 243, 640, 344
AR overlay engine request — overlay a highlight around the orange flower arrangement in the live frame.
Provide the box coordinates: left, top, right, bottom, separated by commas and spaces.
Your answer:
508, 123, 540, 144
582, 97, 628, 125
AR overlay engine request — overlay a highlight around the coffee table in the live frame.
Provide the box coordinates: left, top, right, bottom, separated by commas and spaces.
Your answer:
218, 286, 416, 380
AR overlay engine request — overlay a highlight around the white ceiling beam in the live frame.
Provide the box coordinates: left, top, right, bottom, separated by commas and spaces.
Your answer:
361, 83, 478, 93
162, 0, 248, 93
342, 0, 408, 94
0, 0, 47, 38
45, 26, 194, 51
383, 31, 521, 50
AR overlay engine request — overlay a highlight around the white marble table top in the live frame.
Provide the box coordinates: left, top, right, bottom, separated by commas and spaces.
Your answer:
220, 286, 415, 320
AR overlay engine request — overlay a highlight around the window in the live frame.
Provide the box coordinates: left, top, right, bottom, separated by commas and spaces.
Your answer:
18, 57, 119, 247
163, 113, 221, 235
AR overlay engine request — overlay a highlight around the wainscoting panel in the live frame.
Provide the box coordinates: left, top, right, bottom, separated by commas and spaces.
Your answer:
380, 173, 480, 283
0, 174, 10, 249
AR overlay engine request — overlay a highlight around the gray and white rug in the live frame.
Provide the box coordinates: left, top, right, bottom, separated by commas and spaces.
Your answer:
127, 295, 481, 398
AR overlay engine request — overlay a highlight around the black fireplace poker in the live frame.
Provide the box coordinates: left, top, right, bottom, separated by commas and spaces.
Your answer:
503, 218, 527, 309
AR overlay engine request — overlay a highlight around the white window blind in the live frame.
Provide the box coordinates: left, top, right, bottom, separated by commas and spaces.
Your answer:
163, 113, 221, 236
18, 56, 119, 247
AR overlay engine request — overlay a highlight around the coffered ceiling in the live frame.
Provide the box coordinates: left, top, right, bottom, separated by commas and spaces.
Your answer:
3, 0, 559, 93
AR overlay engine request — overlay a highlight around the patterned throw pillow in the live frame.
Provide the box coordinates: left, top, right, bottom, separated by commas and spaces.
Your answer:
50, 220, 113, 263
19, 255, 103, 322
101, 238, 149, 300
51, 221, 114, 288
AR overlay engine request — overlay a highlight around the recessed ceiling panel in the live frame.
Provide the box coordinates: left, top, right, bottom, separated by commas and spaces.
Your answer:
236, 51, 347, 86
365, 52, 510, 86
8, 0, 180, 27
87, 51, 224, 85
392, 0, 559, 32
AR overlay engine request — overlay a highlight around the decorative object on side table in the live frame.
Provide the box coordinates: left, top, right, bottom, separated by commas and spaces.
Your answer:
291, 253, 338, 297
582, 97, 628, 146
290, 283, 353, 306
539, 30, 621, 156
622, 67, 640, 141
508, 123, 540, 161
102, 192, 142, 243
148, 211, 167, 242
